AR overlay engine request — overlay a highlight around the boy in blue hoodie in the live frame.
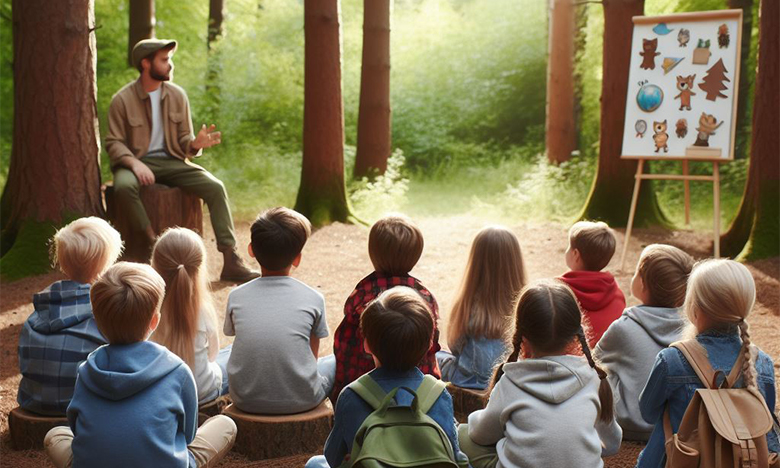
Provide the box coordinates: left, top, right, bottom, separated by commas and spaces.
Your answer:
18, 217, 122, 415
43, 262, 237, 468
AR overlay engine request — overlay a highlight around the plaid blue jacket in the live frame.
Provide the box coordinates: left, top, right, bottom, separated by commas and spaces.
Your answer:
17, 280, 107, 416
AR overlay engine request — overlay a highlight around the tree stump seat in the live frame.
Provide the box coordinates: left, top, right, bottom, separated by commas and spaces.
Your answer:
8, 407, 68, 450
222, 400, 334, 460
446, 383, 491, 423
103, 182, 203, 262
197, 395, 231, 426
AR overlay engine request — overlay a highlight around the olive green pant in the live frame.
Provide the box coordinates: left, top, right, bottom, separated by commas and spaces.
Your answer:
458, 424, 499, 468
112, 156, 236, 248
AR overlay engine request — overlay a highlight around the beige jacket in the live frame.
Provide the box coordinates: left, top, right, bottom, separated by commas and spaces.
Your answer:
106, 79, 202, 169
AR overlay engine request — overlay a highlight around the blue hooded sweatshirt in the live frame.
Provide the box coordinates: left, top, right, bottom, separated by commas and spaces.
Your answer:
67, 341, 199, 468
18, 280, 107, 415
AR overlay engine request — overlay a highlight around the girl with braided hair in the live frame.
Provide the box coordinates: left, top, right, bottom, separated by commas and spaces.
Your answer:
458, 279, 622, 468
636, 259, 780, 468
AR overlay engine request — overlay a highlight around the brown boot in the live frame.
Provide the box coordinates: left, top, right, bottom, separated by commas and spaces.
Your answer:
219, 247, 261, 283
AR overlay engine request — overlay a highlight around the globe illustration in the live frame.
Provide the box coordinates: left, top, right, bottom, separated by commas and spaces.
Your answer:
636, 84, 663, 113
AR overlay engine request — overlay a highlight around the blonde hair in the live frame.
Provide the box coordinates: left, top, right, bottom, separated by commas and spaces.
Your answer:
368, 214, 424, 275
447, 226, 526, 351
683, 259, 757, 389
636, 244, 694, 308
52, 217, 123, 284
150, 228, 216, 368
91, 262, 165, 344
568, 221, 616, 271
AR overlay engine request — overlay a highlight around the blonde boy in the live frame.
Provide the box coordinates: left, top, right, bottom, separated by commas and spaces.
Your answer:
44, 262, 237, 468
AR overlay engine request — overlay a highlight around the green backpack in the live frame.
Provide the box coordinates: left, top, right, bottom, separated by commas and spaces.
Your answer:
338, 374, 466, 468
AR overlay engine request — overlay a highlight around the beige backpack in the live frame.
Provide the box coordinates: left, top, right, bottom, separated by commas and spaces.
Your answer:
663, 340, 780, 468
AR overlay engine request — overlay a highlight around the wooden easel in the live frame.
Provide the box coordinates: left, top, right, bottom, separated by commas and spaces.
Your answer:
619, 157, 721, 271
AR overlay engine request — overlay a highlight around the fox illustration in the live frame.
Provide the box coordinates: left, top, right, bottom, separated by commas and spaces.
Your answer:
675, 74, 697, 111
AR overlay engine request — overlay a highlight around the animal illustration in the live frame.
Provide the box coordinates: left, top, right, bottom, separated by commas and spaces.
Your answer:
676, 119, 688, 138
640, 38, 660, 70
675, 74, 697, 110
653, 120, 669, 153
693, 113, 723, 147
678, 29, 690, 47
718, 24, 730, 48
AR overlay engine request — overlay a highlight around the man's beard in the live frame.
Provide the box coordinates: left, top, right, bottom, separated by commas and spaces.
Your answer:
150, 66, 171, 82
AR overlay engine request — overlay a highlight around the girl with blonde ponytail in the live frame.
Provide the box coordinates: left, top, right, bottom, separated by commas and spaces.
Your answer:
636, 259, 779, 468
151, 228, 230, 404
459, 280, 622, 468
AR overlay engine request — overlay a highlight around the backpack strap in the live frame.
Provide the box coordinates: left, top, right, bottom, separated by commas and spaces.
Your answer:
350, 374, 389, 410
671, 340, 718, 389
415, 375, 448, 414
723, 344, 748, 388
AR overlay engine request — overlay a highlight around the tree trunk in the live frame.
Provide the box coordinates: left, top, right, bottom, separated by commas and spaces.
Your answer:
577, 0, 669, 228
353, 0, 392, 179
128, 0, 155, 67
728, 0, 753, 160
545, 0, 577, 165
208, 0, 225, 47
0, 0, 103, 279
720, 0, 778, 260
294, 0, 353, 227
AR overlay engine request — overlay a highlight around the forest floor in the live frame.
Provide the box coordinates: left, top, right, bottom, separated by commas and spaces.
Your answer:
1, 215, 778, 467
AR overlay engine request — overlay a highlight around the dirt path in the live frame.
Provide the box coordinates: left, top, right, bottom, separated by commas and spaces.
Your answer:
1, 217, 778, 467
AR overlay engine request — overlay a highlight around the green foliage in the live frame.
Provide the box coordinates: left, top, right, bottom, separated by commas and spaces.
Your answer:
349, 149, 410, 223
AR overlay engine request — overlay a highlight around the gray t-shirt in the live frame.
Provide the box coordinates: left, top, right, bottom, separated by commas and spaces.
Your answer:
224, 276, 329, 414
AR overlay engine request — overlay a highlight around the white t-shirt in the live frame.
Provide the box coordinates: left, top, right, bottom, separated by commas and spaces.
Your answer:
147, 88, 165, 154
193, 313, 223, 403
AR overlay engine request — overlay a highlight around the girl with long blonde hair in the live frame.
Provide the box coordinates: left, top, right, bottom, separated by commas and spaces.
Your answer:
151, 227, 230, 403
436, 226, 526, 389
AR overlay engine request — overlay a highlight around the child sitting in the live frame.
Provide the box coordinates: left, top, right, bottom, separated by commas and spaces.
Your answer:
224, 207, 333, 414
151, 227, 230, 404
306, 287, 462, 468
636, 259, 779, 467
594, 244, 693, 441
43, 262, 237, 468
18, 217, 122, 415
437, 226, 526, 390
459, 279, 622, 468
559, 221, 626, 347
331, 214, 440, 401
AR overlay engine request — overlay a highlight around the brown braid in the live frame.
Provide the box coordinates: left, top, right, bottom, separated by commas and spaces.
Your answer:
738, 320, 757, 390
578, 330, 614, 423
489, 327, 522, 391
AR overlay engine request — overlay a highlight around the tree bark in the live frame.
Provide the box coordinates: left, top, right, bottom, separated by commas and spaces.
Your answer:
577, 0, 669, 228
728, 0, 753, 160
545, 0, 577, 165
353, 0, 392, 179
208, 0, 225, 47
128, 0, 155, 67
0, 0, 103, 277
720, 0, 778, 260
294, 0, 353, 227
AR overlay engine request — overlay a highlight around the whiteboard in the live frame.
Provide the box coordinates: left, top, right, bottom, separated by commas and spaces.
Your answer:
621, 10, 742, 161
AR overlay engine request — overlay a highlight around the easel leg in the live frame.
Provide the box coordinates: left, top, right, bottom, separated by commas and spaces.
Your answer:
683, 160, 691, 226
713, 162, 720, 258
620, 160, 644, 271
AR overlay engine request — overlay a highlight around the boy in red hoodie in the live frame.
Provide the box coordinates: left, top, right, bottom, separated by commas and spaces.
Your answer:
558, 221, 626, 348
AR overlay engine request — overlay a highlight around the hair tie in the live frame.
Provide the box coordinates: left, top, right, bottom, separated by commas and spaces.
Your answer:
177, 264, 185, 271
596, 368, 607, 380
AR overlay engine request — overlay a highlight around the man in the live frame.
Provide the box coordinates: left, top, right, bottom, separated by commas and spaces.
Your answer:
107, 39, 258, 282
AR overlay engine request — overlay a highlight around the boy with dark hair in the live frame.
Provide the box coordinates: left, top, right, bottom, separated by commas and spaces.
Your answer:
331, 214, 441, 401
224, 207, 334, 414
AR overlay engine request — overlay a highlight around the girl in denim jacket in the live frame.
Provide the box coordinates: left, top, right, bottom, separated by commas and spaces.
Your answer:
636, 259, 780, 468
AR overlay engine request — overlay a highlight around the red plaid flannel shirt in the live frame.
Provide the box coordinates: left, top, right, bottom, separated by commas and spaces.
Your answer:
330, 272, 441, 401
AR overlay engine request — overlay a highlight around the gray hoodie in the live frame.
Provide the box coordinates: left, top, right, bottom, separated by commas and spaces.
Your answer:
466, 355, 622, 468
593, 305, 684, 441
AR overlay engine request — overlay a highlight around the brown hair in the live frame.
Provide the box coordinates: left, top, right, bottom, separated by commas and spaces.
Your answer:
447, 226, 526, 351
150, 228, 217, 368
568, 221, 616, 271
250, 207, 312, 271
368, 215, 424, 275
51, 217, 123, 284
91, 262, 166, 345
636, 244, 694, 308
490, 279, 614, 423
361, 287, 434, 372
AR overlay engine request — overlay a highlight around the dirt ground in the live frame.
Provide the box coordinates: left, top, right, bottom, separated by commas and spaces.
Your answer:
1, 216, 778, 467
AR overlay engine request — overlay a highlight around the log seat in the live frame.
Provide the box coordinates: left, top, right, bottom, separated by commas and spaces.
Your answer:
446, 383, 491, 423
8, 407, 68, 450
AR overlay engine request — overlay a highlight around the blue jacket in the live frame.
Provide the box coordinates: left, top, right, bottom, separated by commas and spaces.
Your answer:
323, 367, 461, 467
68, 341, 199, 468
636, 330, 780, 468
439, 336, 507, 390
17, 280, 107, 415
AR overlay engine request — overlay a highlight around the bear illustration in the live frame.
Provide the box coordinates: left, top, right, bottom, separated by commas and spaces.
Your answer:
694, 113, 723, 147
653, 120, 669, 153
678, 29, 690, 47
675, 74, 697, 111
640, 38, 660, 70
676, 119, 688, 138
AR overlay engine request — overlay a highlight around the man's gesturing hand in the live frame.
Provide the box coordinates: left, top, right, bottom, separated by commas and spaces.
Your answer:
192, 124, 222, 151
